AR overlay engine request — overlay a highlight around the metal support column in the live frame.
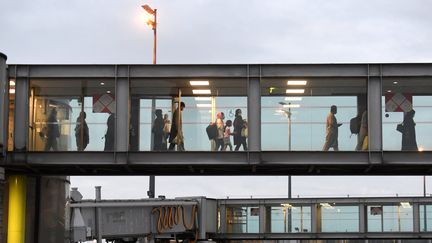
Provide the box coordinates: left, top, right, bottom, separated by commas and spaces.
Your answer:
259, 204, 266, 233
368, 65, 383, 153
359, 204, 366, 233
115, 73, 129, 152
0, 52, 7, 155
14, 74, 29, 151
219, 204, 226, 234
247, 75, 261, 151
311, 204, 319, 233
413, 203, 420, 233
95, 186, 102, 243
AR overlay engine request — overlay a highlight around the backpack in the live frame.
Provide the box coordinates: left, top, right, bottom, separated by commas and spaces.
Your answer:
206, 123, 218, 140
350, 116, 361, 134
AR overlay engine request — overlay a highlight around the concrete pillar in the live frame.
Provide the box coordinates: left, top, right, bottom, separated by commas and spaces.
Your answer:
413, 203, 420, 233
359, 204, 366, 233
247, 76, 261, 151
38, 176, 70, 243
259, 204, 266, 233
0, 52, 7, 155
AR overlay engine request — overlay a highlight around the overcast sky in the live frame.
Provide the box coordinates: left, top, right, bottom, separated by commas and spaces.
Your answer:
2, 0, 432, 200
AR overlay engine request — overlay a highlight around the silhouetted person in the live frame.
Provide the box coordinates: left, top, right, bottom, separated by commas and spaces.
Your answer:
45, 108, 60, 151
234, 109, 248, 151
214, 112, 225, 151
323, 105, 342, 151
75, 111, 89, 151
356, 110, 368, 151
169, 102, 185, 151
104, 113, 115, 151
400, 109, 418, 151
152, 109, 165, 151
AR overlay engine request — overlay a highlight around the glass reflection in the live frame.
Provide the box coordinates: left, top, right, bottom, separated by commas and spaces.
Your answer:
226, 206, 259, 233
270, 205, 311, 233
367, 204, 413, 232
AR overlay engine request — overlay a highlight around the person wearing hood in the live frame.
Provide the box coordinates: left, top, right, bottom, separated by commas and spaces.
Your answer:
152, 109, 165, 151
400, 109, 418, 151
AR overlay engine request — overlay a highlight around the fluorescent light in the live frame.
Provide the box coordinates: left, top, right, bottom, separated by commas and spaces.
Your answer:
387, 90, 392, 93
283, 104, 301, 108
196, 103, 211, 108
286, 89, 305, 94
285, 97, 302, 101
9, 80, 15, 86
281, 203, 293, 208
190, 81, 209, 86
9, 89, 15, 94
100, 82, 105, 86
194, 97, 212, 101
320, 203, 334, 209
400, 202, 411, 209
106, 90, 111, 94
287, 80, 307, 86
393, 81, 398, 85
192, 89, 211, 95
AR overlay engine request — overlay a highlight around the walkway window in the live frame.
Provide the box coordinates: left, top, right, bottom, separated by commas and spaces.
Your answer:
226, 206, 259, 233
269, 205, 311, 233
419, 204, 432, 232
29, 79, 116, 151
382, 78, 432, 151
130, 78, 247, 151
367, 204, 413, 232
319, 204, 359, 232
261, 77, 367, 151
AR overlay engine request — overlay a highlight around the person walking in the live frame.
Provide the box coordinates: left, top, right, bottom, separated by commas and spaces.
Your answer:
104, 113, 115, 151
323, 105, 342, 151
169, 102, 185, 151
233, 109, 248, 151
214, 112, 225, 151
355, 110, 368, 151
223, 120, 233, 151
152, 109, 165, 151
75, 111, 89, 151
400, 109, 418, 151
45, 108, 60, 151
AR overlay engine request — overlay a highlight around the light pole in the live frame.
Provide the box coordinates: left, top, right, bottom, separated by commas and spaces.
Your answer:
279, 101, 293, 200
142, 4, 157, 64
142, 4, 157, 198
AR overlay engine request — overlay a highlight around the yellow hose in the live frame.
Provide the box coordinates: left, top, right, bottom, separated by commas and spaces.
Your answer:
7, 175, 27, 243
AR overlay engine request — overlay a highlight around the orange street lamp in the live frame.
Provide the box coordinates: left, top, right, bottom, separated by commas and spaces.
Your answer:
142, 4, 157, 64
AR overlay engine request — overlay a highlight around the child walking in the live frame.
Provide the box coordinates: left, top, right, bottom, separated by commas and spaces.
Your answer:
223, 120, 233, 151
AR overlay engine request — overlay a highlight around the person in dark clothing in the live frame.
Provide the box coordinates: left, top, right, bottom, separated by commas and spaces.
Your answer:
169, 102, 185, 151
104, 113, 115, 151
233, 109, 248, 151
400, 109, 418, 151
75, 111, 89, 151
45, 108, 60, 151
152, 109, 165, 151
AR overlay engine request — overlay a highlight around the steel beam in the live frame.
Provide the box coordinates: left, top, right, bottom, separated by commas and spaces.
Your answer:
368, 65, 383, 154
0, 53, 7, 156
115, 67, 129, 152
247, 73, 261, 151
14, 76, 28, 151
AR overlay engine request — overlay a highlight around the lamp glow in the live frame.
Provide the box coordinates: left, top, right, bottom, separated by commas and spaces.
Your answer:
286, 89, 305, 94
9, 89, 15, 94
190, 81, 209, 86
196, 103, 212, 108
285, 97, 302, 101
195, 97, 212, 101
9, 80, 15, 86
287, 80, 307, 86
192, 89, 211, 95
283, 104, 301, 108
400, 202, 411, 208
